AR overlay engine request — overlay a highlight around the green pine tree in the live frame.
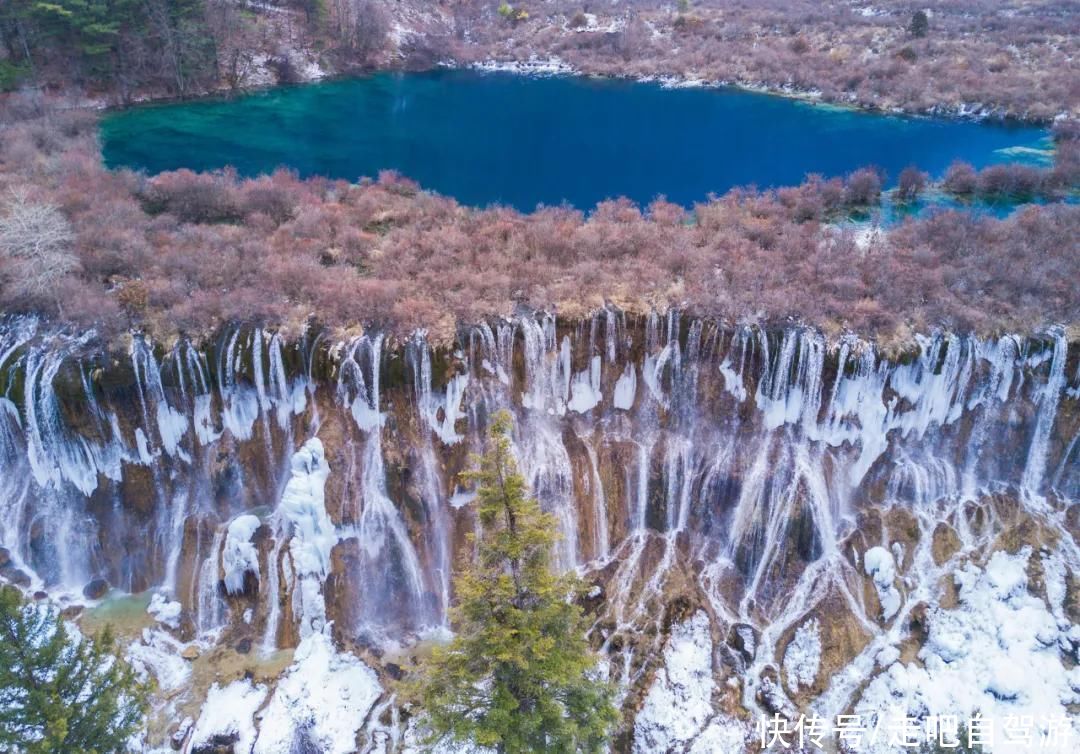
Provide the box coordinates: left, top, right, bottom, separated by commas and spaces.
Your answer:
910, 10, 929, 38
410, 410, 618, 753
0, 585, 147, 754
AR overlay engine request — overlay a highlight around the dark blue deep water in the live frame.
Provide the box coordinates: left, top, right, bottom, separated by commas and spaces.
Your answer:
101, 70, 1051, 211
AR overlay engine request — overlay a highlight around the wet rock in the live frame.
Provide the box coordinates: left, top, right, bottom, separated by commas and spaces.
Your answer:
119, 464, 157, 517
385, 662, 404, 681
580, 582, 605, 613
885, 506, 921, 559
181, 645, 201, 661
60, 605, 84, 620
32, 590, 48, 601
727, 623, 758, 664
661, 593, 696, 631
191, 731, 238, 754
755, 668, 789, 715
788, 500, 823, 564
170, 716, 193, 750
906, 601, 931, 644
235, 637, 252, 655
0, 547, 10, 568
82, 578, 110, 600
1, 566, 31, 588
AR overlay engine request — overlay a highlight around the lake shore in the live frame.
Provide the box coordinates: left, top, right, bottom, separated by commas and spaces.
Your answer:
100, 69, 1052, 213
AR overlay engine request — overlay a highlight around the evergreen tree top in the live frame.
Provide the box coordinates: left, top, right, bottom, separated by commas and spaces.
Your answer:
410, 410, 618, 754
0, 586, 147, 754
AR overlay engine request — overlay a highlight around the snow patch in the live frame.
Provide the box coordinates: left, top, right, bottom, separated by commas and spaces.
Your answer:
126, 628, 190, 693
147, 592, 182, 629
783, 617, 822, 693
189, 679, 267, 754
471, 56, 575, 76
223, 514, 261, 595
633, 611, 715, 752
253, 632, 382, 754
688, 716, 751, 753
864, 545, 901, 620
853, 547, 1080, 753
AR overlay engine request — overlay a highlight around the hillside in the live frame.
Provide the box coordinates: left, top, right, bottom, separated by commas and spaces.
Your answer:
2, 1, 1078, 121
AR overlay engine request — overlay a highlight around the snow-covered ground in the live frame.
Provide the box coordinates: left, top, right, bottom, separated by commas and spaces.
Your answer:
852, 547, 1080, 754
253, 632, 382, 754
634, 611, 751, 752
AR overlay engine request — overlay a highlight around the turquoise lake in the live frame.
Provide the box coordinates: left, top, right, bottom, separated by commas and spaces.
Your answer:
101, 70, 1051, 211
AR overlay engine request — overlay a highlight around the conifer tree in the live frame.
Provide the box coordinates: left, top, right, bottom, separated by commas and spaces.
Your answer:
0, 585, 147, 754
910, 10, 929, 38
411, 411, 617, 753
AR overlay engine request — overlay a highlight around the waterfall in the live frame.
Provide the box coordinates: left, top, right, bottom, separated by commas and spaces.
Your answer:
0, 311, 1075, 732
1021, 329, 1067, 497
195, 526, 226, 636
408, 337, 456, 625
340, 335, 429, 635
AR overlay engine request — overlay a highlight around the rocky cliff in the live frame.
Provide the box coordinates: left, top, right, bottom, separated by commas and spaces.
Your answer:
1, 311, 1078, 752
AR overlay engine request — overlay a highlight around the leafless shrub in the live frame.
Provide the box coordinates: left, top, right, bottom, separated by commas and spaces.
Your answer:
0, 189, 79, 306
844, 168, 882, 206
896, 166, 928, 202
942, 161, 978, 195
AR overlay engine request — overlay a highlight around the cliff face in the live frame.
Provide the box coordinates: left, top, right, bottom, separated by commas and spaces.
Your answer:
1, 312, 1078, 751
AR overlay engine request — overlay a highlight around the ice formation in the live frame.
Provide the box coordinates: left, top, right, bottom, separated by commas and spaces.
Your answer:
276, 438, 335, 639
253, 632, 382, 754
864, 546, 902, 621
222, 514, 261, 595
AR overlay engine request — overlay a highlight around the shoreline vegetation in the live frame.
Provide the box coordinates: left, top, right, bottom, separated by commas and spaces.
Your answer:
0, 1, 1078, 348
0, 93, 1077, 350
1, 1, 1077, 125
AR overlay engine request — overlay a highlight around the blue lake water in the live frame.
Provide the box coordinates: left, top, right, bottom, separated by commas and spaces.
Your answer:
101, 70, 1051, 211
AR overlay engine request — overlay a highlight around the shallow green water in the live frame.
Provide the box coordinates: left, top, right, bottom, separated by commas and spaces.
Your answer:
101, 70, 1051, 211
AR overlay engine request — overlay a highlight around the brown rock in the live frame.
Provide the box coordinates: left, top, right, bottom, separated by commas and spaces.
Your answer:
932, 522, 962, 566
181, 645, 200, 661
727, 623, 758, 664
885, 506, 921, 561
777, 586, 874, 706
60, 605, 84, 620
82, 578, 110, 600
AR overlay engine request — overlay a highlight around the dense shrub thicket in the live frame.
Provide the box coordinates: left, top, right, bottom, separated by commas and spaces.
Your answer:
0, 97, 1077, 344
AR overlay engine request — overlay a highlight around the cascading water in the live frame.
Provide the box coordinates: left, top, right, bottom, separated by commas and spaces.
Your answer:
1, 311, 1077, 751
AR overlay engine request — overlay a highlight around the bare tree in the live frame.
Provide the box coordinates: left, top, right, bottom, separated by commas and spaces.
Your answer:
896, 166, 928, 203
0, 189, 79, 309
326, 0, 389, 58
